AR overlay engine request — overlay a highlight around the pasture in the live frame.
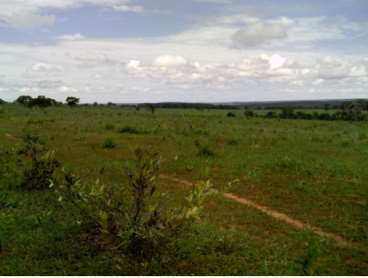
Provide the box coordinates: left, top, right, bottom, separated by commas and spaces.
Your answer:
0, 104, 367, 275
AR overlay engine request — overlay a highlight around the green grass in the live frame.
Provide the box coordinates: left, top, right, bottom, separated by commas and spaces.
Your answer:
0, 104, 367, 275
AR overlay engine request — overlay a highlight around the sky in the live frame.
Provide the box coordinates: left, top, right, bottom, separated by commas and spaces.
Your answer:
0, 0, 367, 103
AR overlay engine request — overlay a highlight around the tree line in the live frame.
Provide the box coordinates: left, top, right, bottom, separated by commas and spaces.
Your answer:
10, 95, 80, 108
242, 102, 367, 121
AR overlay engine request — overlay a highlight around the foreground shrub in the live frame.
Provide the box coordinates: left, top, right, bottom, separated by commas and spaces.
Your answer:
55, 149, 217, 259
19, 135, 60, 191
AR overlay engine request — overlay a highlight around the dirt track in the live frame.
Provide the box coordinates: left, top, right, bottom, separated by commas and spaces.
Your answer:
160, 174, 351, 247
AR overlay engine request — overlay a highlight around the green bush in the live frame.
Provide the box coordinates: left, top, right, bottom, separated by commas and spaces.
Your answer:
197, 145, 215, 157
55, 149, 217, 260
19, 135, 60, 191
102, 138, 116, 149
0, 193, 17, 209
21, 150, 60, 191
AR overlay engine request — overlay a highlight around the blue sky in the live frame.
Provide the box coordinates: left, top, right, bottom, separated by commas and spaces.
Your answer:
0, 0, 367, 103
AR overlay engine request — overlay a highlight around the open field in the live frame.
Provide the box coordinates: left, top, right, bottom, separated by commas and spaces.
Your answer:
0, 104, 367, 275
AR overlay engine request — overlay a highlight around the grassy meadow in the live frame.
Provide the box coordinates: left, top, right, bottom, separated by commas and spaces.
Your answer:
0, 104, 367, 275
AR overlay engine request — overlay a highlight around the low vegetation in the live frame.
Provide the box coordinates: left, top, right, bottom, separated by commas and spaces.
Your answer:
0, 103, 367, 275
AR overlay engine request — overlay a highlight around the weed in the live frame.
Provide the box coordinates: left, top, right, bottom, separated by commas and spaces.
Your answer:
0, 193, 17, 209
102, 138, 116, 149
227, 139, 239, 145
21, 150, 60, 191
19, 135, 60, 191
302, 240, 322, 275
195, 140, 215, 157
197, 146, 215, 157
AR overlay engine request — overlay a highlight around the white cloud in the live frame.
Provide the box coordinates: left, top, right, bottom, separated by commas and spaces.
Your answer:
31, 63, 64, 73
113, 4, 145, 13
0, 11, 368, 102
56, 33, 85, 41
0, 0, 147, 29
58, 86, 78, 93
153, 55, 188, 67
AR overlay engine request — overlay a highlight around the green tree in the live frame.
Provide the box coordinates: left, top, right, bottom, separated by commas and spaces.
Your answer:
66, 96, 80, 107
15, 95, 33, 106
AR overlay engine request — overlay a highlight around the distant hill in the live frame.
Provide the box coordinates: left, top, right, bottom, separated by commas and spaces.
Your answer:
88, 98, 368, 109
135, 99, 368, 109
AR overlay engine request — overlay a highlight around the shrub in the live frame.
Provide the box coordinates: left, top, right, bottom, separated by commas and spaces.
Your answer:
19, 135, 60, 191
55, 149, 217, 260
244, 110, 255, 118
197, 146, 215, 157
102, 138, 116, 149
21, 150, 60, 191
119, 126, 141, 134
266, 111, 277, 118
0, 193, 17, 209
226, 112, 236, 118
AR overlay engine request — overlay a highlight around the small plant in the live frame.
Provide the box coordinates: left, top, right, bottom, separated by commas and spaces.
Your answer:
21, 150, 60, 191
119, 126, 141, 134
19, 134, 60, 191
227, 139, 239, 145
227, 112, 236, 118
0, 193, 17, 209
102, 138, 116, 149
197, 146, 215, 157
302, 240, 322, 275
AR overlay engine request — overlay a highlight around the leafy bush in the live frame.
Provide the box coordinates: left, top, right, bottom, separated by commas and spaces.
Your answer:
102, 138, 116, 149
227, 112, 236, 118
19, 135, 60, 191
0, 193, 17, 209
244, 110, 255, 118
55, 149, 217, 259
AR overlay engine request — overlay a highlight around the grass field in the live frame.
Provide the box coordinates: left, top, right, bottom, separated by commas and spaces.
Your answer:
0, 104, 367, 275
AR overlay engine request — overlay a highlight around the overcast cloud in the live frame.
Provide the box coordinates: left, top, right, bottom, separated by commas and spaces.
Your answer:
0, 0, 367, 103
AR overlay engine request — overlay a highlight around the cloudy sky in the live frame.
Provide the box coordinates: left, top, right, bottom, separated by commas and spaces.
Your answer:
0, 0, 367, 103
